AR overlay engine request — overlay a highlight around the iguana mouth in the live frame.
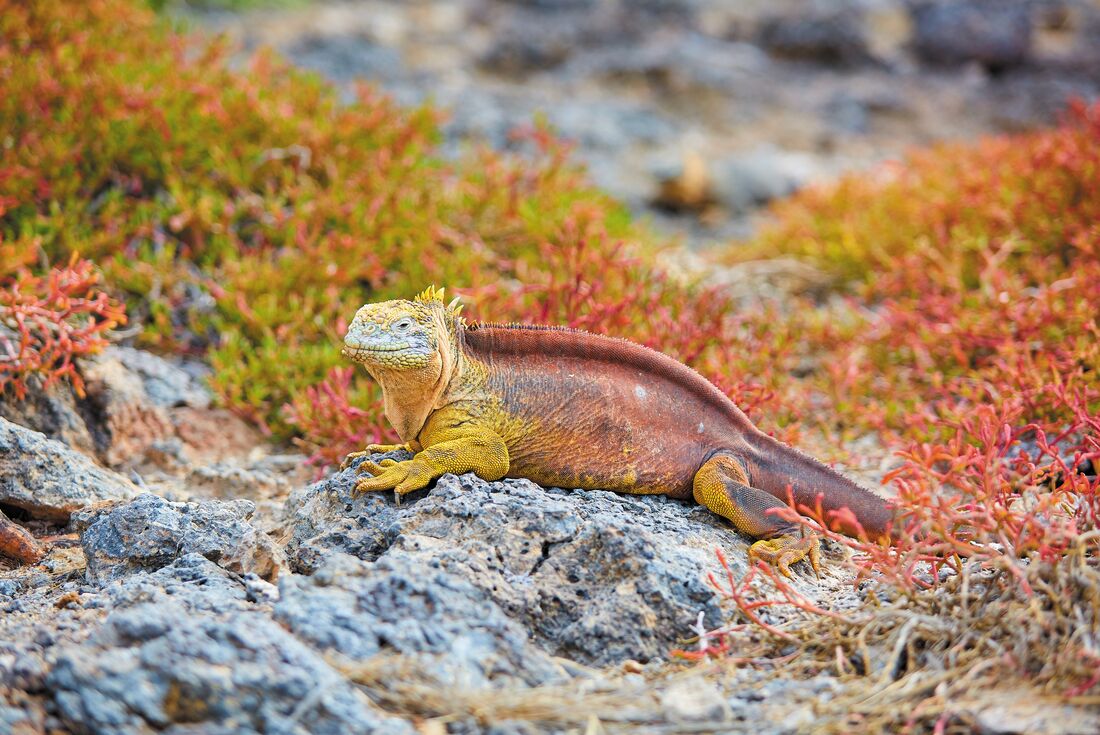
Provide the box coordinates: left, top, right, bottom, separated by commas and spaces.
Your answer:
341, 345, 410, 358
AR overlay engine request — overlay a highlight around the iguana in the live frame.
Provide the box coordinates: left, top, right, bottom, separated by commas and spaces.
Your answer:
340, 287, 896, 576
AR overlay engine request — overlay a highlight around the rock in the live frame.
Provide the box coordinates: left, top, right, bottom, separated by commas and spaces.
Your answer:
48, 602, 416, 735
287, 33, 405, 87
2, 346, 255, 472
710, 147, 821, 214
185, 463, 290, 500
85, 347, 210, 411
498, 0, 598, 9
92, 554, 254, 615
757, 9, 873, 66
651, 150, 713, 212
276, 553, 564, 690
0, 509, 43, 564
971, 689, 1100, 734
78, 494, 282, 584
285, 457, 738, 666
0, 692, 44, 735
655, 146, 821, 216
659, 676, 730, 724
80, 350, 177, 467
479, 15, 577, 74
574, 33, 769, 92
0, 417, 138, 521
242, 572, 280, 604
822, 92, 870, 134
169, 406, 267, 466
911, 0, 1033, 70
0, 376, 97, 456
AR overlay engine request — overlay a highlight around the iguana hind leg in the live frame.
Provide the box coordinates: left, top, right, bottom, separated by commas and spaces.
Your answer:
693, 451, 820, 577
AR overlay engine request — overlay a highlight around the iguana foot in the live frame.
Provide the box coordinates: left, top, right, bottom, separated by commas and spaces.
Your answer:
748, 533, 821, 578
353, 458, 433, 499
340, 443, 412, 471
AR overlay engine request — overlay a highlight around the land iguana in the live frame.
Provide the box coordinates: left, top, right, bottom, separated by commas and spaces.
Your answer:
340, 287, 896, 576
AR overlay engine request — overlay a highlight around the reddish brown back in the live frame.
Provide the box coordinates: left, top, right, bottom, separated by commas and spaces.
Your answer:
461, 323, 895, 538
463, 324, 757, 498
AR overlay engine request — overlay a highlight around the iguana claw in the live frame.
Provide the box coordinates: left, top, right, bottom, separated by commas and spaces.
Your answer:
340, 443, 411, 471
365, 442, 411, 454
748, 533, 821, 578
340, 450, 370, 471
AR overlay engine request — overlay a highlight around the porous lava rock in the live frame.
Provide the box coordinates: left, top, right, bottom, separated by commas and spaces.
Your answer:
0, 417, 138, 521
77, 493, 283, 583
284, 454, 741, 665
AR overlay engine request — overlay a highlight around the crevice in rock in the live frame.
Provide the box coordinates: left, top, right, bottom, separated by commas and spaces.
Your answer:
0, 502, 31, 522
527, 536, 573, 577
72, 387, 113, 463
529, 541, 551, 576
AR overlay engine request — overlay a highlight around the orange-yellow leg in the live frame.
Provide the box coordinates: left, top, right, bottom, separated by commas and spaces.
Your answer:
747, 534, 821, 578
353, 426, 509, 501
693, 452, 821, 577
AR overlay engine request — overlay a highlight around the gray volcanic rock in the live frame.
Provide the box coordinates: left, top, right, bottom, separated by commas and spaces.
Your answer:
758, 9, 872, 66
85, 346, 211, 411
276, 553, 564, 690
93, 554, 255, 615
78, 494, 282, 584
285, 456, 738, 665
0, 694, 43, 735
911, 0, 1032, 69
0, 417, 138, 521
711, 147, 820, 214
0, 374, 98, 456
48, 602, 416, 735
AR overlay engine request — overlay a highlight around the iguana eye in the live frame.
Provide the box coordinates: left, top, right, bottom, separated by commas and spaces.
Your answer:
393, 318, 413, 332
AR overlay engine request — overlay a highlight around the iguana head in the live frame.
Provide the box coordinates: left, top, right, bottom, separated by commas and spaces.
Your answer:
341, 286, 466, 441
343, 286, 464, 370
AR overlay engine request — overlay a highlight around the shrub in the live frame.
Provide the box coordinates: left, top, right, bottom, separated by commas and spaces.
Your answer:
0, 0, 666, 444
0, 258, 126, 398
0, 0, 813, 463
739, 100, 1100, 289
688, 103, 1100, 726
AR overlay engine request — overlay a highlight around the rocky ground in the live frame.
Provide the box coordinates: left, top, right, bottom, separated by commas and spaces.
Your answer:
0, 346, 883, 734
190, 0, 1100, 244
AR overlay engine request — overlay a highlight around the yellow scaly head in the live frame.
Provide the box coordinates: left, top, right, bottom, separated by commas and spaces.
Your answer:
342, 287, 464, 370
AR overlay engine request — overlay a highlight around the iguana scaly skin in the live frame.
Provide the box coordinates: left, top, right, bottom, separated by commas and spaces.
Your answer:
341, 287, 896, 576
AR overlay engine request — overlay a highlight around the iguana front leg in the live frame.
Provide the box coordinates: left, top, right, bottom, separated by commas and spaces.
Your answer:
353, 425, 509, 497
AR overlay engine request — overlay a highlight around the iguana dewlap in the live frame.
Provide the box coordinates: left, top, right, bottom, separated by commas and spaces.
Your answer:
341, 287, 896, 576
